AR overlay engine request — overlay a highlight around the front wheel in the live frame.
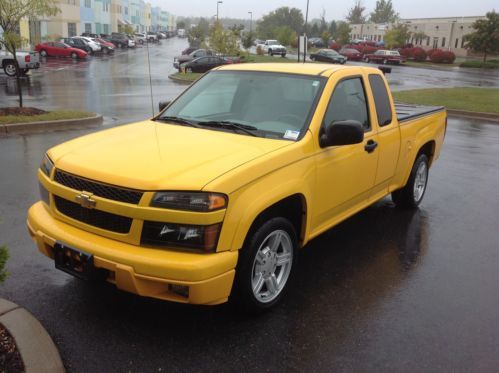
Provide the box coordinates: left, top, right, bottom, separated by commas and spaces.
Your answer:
281, 53, 286, 57
233, 217, 297, 312
392, 153, 429, 208
365, 57, 370, 63
3, 62, 17, 77
40, 49, 48, 57
71, 52, 78, 59
383, 59, 388, 65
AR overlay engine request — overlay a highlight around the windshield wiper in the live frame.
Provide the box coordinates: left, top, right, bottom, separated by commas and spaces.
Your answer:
197, 120, 259, 137
155, 116, 201, 128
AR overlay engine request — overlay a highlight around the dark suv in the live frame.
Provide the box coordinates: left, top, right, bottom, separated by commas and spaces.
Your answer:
108, 33, 130, 48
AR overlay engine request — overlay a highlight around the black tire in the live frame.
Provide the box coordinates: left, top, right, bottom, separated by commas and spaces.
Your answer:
392, 153, 429, 209
3, 61, 17, 77
117, 42, 123, 48
268, 49, 272, 56
383, 59, 388, 65
365, 57, 370, 63
40, 49, 48, 57
281, 53, 286, 57
232, 217, 298, 313
20, 69, 29, 76
71, 52, 78, 59
102, 47, 109, 54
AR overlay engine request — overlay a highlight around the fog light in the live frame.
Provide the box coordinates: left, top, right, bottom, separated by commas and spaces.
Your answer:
169, 284, 189, 298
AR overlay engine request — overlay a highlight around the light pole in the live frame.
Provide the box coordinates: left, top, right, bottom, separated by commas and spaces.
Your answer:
248, 11, 253, 34
216, 1, 223, 21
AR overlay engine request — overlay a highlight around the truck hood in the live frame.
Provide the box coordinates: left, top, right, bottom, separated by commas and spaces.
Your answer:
50, 121, 291, 191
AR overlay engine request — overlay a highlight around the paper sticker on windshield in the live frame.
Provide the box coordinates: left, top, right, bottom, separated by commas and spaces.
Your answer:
312, 81, 320, 87
284, 130, 300, 140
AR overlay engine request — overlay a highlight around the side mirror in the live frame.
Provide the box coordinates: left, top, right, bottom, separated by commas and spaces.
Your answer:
158, 101, 171, 111
319, 120, 364, 148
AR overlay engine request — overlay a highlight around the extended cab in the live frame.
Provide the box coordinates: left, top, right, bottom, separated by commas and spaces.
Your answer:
28, 64, 446, 311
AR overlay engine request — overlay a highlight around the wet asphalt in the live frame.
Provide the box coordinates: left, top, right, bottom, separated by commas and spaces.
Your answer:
1, 40, 499, 372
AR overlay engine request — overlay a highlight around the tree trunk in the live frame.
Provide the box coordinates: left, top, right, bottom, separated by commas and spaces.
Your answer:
13, 58, 23, 108
483, 51, 487, 63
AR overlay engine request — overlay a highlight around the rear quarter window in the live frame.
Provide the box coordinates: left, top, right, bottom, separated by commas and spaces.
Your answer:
368, 74, 393, 127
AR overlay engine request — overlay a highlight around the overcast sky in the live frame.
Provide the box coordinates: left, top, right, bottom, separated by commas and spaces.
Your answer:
149, 0, 496, 21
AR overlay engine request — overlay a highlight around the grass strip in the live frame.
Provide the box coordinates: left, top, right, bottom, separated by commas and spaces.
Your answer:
0, 110, 95, 124
393, 88, 499, 114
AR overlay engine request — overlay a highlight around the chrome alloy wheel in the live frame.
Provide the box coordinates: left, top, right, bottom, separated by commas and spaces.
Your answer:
251, 229, 293, 303
413, 161, 428, 203
5, 63, 17, 76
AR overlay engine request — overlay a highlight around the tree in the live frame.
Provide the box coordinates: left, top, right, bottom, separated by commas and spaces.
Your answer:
256, 7, 304, 39
464, 10, 499, 63
229, 23, 245, 37
336, 21, 352, 45
0, 0, 59, 107
242, 31, 254, 50
383, 24, 411, 48
275, 26, 295, 47
310, 23, 319, 37
209, 21, 239, 56
346, 1, 367, 24
176, 20, 186, 29
321, 31, 332, 47
319, 8, 328, 34
369, 0, 399, 24
0, 246, 8, 283
329, 20, 338, 39
123, 25, 135, 35
187, 22, 208, 48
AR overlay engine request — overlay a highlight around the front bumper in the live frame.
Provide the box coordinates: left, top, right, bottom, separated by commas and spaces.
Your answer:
27, 201, 238, 305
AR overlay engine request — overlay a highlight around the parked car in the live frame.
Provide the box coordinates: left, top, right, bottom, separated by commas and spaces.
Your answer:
174, 49, 215, 69
179, 56, 229, 73
182, 47, 198, 55
134, 33, 147, 44
91, 38, 115, 54
72, 36, 101, 53
28, 64, 446, 312
81, 32, 99, 38
146, 32, 159, 42
364, 49, 406, 65
308, 37, 325, 48
108, 33, 131, 48
157, 32, 167, 39
0, 47, 40, 76
258, 40, 287, 57
35, 42, 87, 59
338, 48, 363, 61
61, 38, 92, 54
309, 49, 347, 64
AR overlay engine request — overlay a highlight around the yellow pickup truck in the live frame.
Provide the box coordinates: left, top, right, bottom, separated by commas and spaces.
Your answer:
28, 63, 446, 311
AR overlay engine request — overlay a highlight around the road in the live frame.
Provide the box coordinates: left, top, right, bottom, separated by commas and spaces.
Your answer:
1, 40, 499, 372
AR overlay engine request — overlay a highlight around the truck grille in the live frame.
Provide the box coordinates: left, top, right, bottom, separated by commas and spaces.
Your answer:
54, 196, 132, 234
54, 169, 143, 204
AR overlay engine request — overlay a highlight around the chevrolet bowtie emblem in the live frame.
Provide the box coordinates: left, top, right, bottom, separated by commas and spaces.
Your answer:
75, 191, 96, 209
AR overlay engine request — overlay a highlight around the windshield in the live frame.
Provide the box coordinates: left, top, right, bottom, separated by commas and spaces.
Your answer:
157, 71, 325, 140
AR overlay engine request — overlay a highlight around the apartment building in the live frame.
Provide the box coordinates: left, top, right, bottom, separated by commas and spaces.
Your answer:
13, 0, 176, 45
349, 16, 485, 57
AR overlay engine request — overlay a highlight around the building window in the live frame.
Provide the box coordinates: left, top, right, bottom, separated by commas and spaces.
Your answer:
84, 0, 91, 8
455, 38, 459, 48
103, 24, 109, 34
125, 7, 128, 15
85, 23, 92, 33
461, 38, 465, 48
442, 37, 446, 47
433, 37, 439, 49
427, 37, 430, 46
68, 22, 76, 37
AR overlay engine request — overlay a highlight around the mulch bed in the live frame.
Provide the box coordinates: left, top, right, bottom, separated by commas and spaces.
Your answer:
0, 323, 24, 373
0, 107, 47, 116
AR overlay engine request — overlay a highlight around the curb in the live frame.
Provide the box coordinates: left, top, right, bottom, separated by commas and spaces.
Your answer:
447, 109, 499, 123
0, 299, 65, 373
0, 114, 103, 137
168, 74, 196, 85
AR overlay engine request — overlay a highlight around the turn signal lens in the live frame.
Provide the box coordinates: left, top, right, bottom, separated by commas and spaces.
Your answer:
40, 154, 54, 178
151, 192, 227, 212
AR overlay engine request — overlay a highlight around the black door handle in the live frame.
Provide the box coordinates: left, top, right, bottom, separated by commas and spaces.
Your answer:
364, 140, 378, 153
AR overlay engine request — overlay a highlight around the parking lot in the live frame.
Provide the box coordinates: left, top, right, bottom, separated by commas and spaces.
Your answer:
1, 40, 499, 371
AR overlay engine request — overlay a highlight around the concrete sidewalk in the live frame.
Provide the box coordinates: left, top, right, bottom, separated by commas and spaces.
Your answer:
0, 299, 64, 373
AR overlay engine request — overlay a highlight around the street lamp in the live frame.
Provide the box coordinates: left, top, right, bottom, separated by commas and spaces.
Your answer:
216, 1, 223, 21
248, 11, 253, 34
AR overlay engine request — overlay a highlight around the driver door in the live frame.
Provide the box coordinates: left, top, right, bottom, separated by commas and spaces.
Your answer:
312, 75, 379, 233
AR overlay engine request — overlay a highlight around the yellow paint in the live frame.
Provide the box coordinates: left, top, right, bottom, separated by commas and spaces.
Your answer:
27, 64, 446, 305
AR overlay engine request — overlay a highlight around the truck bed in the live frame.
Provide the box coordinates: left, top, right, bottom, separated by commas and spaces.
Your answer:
395, 103, 445, 123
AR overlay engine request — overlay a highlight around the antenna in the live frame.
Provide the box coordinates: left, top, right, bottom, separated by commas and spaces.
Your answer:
145, 37, 155, 117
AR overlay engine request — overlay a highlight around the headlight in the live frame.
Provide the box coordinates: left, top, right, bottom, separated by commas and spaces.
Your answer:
141, 221, 221, 252
151, 192, 227, 212
40, 154, 54, 177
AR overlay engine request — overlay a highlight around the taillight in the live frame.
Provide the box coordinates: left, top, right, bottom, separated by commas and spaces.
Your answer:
25, 55, 30, 62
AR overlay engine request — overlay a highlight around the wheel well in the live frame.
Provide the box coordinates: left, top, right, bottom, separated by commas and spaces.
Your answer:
417, 141, 436, 166
2, 59, 14, 68
246, 194, 307, 248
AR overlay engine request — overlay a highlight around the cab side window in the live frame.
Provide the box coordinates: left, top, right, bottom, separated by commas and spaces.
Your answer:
369, 74, 393, 126
324, 77, 370, 131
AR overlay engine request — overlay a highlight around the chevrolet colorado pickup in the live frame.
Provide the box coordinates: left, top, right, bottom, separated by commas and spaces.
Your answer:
0, 49, 40, 76
28, 64, 446, 311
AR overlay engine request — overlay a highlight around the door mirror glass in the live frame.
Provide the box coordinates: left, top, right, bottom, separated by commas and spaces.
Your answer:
320, 120, 364, 148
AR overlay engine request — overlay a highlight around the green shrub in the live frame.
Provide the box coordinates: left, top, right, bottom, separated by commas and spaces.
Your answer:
0, 246, 9, 283
459, 60, 499, 69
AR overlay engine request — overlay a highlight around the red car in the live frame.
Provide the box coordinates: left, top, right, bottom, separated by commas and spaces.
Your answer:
363, 49, 406, 65
338, 48, 363, 61
35, 42, 88, 59
94, 38, 116, 49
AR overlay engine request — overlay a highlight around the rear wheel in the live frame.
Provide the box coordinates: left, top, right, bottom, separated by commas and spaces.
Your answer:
233, 217, 297, 313
281, 53, 286, 57
392, 153, 429, 208
3, 62, 17, 77
117, 42, 123, 48
383, 59, 388, 65
365, 57, 370, 63
268, 49, 273, 56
